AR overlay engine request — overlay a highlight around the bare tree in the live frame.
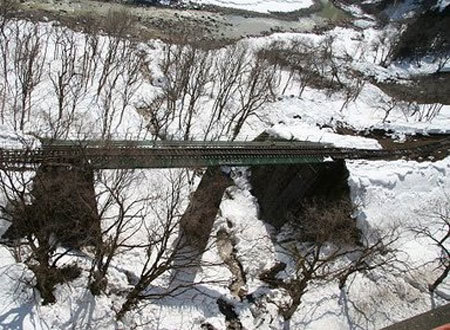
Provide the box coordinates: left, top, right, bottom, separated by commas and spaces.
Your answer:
411, 103, 444, 122
435, 53, 450, 73
181, 48, 213, 140
115, 171, 221, 320
340, 74, 366, 112
258, 39, 316, 98
136, 96, 171, 140
377, 97, 399, 123
0, 164, 89, 304
46, 27, 87, 138
370, 28, 399, 67
97, 38, 143, 138
226, 56, 278, 141
138, 43, 219, 140
79, 32, 101, 91
9, 22, 48, 130
259, 199, 400, 322
410, 197, 450, 297
204, 43, 251, 140
259, 37, 348, 100
0, 18, 10, 123
87, 168, 148, 295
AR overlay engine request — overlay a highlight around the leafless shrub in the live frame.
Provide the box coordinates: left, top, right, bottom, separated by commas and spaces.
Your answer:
290, 199, 360, 245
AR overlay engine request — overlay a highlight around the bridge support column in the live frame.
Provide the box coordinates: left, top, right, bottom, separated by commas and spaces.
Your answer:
180, 167, 233, 251
250, 160, 351, 229
4, 165, 100, 247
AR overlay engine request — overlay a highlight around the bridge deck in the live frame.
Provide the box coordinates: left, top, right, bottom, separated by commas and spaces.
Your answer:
0, 139, 447, 170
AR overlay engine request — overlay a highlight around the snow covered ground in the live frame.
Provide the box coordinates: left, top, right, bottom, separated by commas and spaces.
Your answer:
0, 4, 449, 329
437, 0, 450, 11
182, 0, 314, 13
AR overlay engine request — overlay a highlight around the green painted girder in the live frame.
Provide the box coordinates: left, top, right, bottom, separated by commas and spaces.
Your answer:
88, 154, 325, 169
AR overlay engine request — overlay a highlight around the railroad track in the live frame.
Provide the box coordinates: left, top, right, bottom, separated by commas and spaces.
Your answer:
0, 139, 448, 170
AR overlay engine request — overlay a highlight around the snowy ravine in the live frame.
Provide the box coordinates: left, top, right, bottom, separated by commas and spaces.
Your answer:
0, 2, 450, 329
208, 156, 450, 329
0, 156, 449, 329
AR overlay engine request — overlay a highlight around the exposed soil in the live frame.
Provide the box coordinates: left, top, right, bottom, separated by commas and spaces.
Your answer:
12, 0, 350, 47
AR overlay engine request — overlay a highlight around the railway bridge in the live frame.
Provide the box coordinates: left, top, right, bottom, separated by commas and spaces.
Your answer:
0, 139, 447, 170
0, 138, 448, 250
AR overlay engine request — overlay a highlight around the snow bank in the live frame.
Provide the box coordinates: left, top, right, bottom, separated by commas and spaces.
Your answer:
267, 123, 382, 149
348, 157, 450, 232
